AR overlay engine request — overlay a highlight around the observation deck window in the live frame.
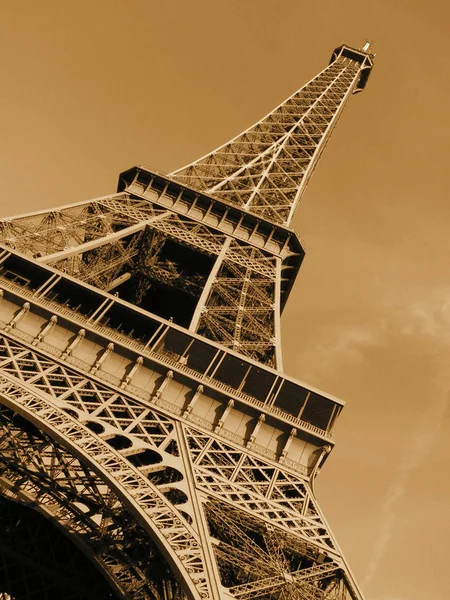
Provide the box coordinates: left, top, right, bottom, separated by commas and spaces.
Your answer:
242, 367, 276, 401
100, 303, 159, 343
158, 328, 192, 359
300, 393, 336, 431
214, 355, 249, 388
1, 255, 49, 291
273, 381, 309, 417
48, 279, 101, 318
185, 340, 218, 373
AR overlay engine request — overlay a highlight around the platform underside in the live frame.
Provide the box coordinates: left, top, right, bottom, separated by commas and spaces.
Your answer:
0, 284, 360, 599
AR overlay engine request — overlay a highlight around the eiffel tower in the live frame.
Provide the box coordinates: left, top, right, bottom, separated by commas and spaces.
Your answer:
0, 42, 373, 600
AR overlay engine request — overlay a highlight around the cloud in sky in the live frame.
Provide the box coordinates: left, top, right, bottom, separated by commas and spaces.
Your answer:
306, 291, 450, 587
310, 289, 450, 374
363, 376, 449, 586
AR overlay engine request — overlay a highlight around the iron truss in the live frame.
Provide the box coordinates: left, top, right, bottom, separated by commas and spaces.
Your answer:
0, 43, 373, 599
0, 194, 280, 365
0, 328, 361, 599
170, 45, 373, 226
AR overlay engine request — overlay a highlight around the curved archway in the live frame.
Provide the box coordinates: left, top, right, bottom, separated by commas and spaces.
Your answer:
0, 386, 207, 600
0, 404, 189, 600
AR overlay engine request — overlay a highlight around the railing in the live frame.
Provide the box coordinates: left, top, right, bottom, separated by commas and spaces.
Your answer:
0, 294, 323, 476
0, 275, 333, 441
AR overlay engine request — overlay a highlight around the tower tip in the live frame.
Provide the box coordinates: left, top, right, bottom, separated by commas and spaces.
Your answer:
329, 43, 374, 92
361, 39, 375, 55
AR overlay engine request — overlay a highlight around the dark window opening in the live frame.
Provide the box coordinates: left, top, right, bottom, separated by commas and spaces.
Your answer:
127, 449, 162, 467
2, 270, 30, 287
105, 435, 133, 451
300, 393, 335, 431
119, 275, 197, 327
99, 303, 160, 343
185, 340, 217, 374
117, 239, 215, 328
1, 255, 52, 291
162, 489, 188, 505
273, 381, 309, 417
158, 329, 192, 358
85, 421, 105, 434
47, 279, 102, 317
193, 196, 210, 213
215, 355, 249, 389
242, 367, 276, 402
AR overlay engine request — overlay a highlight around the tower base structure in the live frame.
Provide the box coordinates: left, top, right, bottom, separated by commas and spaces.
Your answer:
0, 244, 360, 599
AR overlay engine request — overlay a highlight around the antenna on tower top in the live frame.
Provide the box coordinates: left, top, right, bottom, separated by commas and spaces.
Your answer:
362, 40, 373, 52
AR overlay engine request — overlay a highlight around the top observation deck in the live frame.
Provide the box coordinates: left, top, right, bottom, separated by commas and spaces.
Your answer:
330, 43, 374, 92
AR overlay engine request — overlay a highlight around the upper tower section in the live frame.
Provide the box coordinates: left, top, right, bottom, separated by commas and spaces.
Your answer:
0, 43, 373, 368
171, 43, 374, 225
330, 42, 374, 92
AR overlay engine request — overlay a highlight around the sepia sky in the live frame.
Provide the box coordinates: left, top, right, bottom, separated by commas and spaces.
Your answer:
1, 1, 449, 599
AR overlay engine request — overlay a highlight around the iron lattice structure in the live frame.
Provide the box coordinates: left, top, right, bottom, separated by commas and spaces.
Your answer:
0, 43, 373, 600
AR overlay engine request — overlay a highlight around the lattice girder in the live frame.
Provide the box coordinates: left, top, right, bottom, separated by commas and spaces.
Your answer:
0, 195, 138, 258
0, 410, 185, 599
204, 500, 353, 599
196, 242, 279, 366
0, 195, 284, 365
0, 373, 215, 600
170, 46, 373, 225
0, 254, 340, 450
184, 427, 337, 554
0, 331, 331, 550
0, 321, 359, 599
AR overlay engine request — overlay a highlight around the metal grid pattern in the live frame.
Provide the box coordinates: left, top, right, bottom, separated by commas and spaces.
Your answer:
170, 55, 363, 225
0, 43, 373, 600
0, 330, 361, 599
0, 405, 187, 600
196, 240, 279, 365
0, 371, 212, 600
